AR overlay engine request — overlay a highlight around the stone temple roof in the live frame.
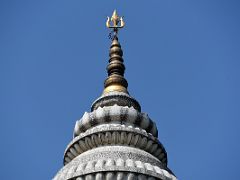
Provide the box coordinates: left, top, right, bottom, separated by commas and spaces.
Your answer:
53, 10, 177, 180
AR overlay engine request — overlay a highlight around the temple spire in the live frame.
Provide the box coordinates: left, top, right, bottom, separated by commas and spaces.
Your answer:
103, 10, 128, 94
54, 10, 176, 180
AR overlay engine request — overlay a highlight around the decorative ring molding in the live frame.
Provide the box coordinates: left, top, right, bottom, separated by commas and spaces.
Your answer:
74, 105, 158, 137
54, 146, 176, 180
65, 124, 167, 166
91, 91, 141, 112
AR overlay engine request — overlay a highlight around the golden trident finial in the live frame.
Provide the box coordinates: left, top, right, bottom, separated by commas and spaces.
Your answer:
106, 10, 125, 33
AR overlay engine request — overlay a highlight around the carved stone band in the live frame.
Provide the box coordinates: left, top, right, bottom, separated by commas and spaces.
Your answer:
74, 105, 158, 137
54, 146, 176, 180
66, 124, 167, 166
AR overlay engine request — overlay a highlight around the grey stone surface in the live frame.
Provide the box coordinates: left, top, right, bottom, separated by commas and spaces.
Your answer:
54, 103, 177, 180
54, 146, 176, 180
74, 105, 158, 137
91, 91, 141, 112
65, 124, 167, 166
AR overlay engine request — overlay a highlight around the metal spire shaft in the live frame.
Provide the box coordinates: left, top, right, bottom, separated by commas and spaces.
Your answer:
103, 10, 128, 94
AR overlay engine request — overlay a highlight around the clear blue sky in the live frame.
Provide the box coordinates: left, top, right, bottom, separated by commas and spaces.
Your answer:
0, 0, 239, 179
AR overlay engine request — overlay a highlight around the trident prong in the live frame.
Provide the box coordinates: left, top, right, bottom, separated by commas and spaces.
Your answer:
106, 10, 125, 32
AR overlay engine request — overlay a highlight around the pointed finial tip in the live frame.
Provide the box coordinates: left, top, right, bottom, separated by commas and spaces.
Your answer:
112, 9, 118, 17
